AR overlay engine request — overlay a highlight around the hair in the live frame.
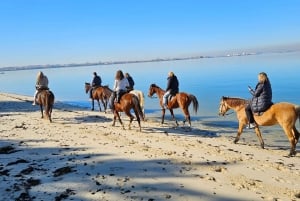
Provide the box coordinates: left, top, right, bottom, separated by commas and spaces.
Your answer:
93, 72, 97, 76
258, 72, 269, 83
168, 71, 174, 77
115, 70, 124, 80
125, 73, 130, 77
36, 71, 44, 81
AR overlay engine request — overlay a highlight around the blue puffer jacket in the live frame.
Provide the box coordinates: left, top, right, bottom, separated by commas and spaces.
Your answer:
250, 80, 273, 112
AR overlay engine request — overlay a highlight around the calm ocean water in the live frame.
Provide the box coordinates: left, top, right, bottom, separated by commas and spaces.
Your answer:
1, 51, 300, 149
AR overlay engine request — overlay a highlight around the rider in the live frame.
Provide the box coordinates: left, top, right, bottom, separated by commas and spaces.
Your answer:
163, 71, 179, 109
245, 72, 273, 129
90, 72, 102, 98
109, 70, 130, 109
32, 71, 49, 105
125, 72, 135, 91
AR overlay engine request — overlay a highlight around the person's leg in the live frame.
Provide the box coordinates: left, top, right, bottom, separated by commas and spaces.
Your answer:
32, 90, 38, 105
109, 92, 116, 109
163, 91, 170, 108
245, 104, 256, 128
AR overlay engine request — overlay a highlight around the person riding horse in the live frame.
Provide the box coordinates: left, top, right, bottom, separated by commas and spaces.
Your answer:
109, 70, 130, 110
125, 72, 135, 91
245, 72, 273, 129
90, 72, 102, 99
163, 71, 179, 109
32, 71, 49, 105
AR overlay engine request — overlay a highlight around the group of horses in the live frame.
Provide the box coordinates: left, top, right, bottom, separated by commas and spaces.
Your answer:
35, 83, 300, 156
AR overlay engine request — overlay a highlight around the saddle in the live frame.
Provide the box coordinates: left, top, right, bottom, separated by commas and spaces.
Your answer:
253, 112, 263, 116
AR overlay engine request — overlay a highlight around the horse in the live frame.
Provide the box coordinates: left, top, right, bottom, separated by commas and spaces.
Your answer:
85, 83, 111, 112
85, 83, 145, 116
218, 96, 300, 156
35, 89, 55, 122
128, 89, 145, 118
112, 93, 144, 131
148, 84, 199, 127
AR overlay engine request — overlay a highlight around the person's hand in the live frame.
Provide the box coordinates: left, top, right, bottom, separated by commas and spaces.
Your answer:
248, 85, 252, 91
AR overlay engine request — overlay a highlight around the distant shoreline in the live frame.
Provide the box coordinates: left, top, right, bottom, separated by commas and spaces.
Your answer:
1, 49, 299, 72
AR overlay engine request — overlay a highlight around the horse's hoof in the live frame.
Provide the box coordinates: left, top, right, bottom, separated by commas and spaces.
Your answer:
233, 139, 238, 144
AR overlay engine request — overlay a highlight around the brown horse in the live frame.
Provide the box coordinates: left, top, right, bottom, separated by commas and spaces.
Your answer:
112, 93, 144, 131
218, 96, 300, 156
85, 83, 112, 112
148, 84, 199, 127
36, 90, 55, 122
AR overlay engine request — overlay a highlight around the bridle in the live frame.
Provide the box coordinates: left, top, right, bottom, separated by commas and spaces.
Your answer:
219, 100, 233, 116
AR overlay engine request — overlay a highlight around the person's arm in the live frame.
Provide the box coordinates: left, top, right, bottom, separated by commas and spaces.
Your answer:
253, 83, 264, 97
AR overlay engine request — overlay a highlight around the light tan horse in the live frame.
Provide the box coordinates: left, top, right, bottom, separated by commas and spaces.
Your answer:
218, 96, 300, 156
148, 84, 199, 127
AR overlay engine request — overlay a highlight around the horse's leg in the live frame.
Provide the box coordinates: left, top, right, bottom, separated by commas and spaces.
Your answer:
40, 105, 44, 119
253, 127, 264, 149
234, 121, 246, 144
97, 99, 102, 112
293, 126, 299, 144
91, 99, 95, 111
133, 109, 142, 132
181, 107, 191, 127
124, 110, 134, 130
161, 108, 166, 124
169, 109, 178, 126
114, 110, 125, 129
282, 124, 297, 156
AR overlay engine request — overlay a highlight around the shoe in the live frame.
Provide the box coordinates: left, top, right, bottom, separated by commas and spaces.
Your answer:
32, 102, 36, 105
246, 123, 257, 129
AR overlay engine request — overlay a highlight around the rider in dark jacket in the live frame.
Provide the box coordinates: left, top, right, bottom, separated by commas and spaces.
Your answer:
163, 71, 179, 108
245, 72, 273, 129
90, 72, 102, 98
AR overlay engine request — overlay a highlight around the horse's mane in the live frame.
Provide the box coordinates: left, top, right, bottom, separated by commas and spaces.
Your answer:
150, 83, 162, 90
222, 96, 248, 107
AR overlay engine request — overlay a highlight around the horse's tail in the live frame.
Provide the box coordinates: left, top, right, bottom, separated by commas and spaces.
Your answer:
188, 94, 199, 114
132, 94, 144, 121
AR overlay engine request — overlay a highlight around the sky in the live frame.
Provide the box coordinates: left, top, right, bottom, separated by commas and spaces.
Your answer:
1, 0, 300, 67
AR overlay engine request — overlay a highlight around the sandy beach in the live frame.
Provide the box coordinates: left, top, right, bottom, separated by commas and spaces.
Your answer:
0, 92, 299, 201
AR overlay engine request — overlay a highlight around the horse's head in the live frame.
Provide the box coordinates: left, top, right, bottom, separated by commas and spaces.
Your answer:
148, 84, 158, 97
219, 96, 230, 116
85, 82, 91, 93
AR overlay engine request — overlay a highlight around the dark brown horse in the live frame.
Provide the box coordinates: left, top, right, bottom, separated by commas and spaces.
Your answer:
112, 93, 144, 131
148, 84, 199, 127
36, 90, 55, 122
218, 96, 300, 156
85, 83, 112, 112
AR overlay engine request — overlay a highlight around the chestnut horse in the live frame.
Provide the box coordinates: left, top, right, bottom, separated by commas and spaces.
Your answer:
112, 93, 144, 131
148, 84, 199, 127
85, 83, 145, 116
35, 90, 55, 122
218, 96, 300, 156
85, 83, 111, 112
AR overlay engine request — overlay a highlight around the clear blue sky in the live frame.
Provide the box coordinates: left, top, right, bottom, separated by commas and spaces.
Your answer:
1, 0, 299, 67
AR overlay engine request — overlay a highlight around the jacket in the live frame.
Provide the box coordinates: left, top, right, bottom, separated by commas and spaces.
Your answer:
250, 80, 272, 113
166, 75, 179, 95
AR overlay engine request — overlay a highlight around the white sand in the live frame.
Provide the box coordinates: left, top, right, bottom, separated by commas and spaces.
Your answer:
0, 92, 299, 201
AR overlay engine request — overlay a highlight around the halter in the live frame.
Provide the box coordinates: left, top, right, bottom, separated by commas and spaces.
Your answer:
219, 100, 233, 116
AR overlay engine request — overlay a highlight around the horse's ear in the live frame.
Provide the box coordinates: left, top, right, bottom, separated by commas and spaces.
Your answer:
85, 82, 90, 85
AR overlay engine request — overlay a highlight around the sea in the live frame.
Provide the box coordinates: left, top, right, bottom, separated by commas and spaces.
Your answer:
1, 51, 300, 151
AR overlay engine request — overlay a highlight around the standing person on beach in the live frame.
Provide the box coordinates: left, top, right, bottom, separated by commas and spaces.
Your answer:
245, 72, 273, 129
32, 71, 49, 105
125, 72, 134, 91
109, 70, 130, 109
90, 72, 102, 98
163, 71, 179, 109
